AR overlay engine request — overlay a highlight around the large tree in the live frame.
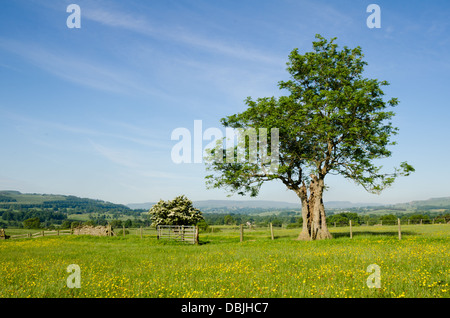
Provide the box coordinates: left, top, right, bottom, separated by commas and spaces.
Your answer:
205, 35, 414, 240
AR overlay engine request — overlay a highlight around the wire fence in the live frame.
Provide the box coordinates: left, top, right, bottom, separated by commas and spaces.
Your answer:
1, 218, 448, 242
330, 218, 449, 227
5, 229, 73, 240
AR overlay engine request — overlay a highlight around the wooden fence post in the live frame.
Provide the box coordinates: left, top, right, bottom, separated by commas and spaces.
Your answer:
349, 220, 352, 239
240, 224, 243, 242
270, 223, 274, 240
195, 225, 199, 245
398, 218, 402, 240
123, 225, 125, 237
140, 226, 143, 239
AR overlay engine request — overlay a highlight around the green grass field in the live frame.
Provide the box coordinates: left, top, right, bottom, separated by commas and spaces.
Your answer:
1, 224, 449, 298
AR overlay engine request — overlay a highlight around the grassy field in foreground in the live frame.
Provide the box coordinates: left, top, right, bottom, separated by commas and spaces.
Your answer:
0, 224, 449, 298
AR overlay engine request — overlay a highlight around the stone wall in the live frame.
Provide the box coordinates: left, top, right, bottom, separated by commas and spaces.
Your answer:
0, 228, 10, 239
73, 225, 115, 236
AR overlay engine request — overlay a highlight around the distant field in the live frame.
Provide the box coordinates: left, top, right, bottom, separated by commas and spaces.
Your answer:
0, 224, 449, 298
3, 193, 67, 205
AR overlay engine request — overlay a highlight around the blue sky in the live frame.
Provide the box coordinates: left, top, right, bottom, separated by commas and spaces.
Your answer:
0, 0, 449, 205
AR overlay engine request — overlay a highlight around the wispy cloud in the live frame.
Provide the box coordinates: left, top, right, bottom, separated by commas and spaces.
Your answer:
89, 140, 183, 181
1, 110, 170, 151
81, 4, 283, 66
0, 37, 170, 98
90, 141, 140, 168
83, 5, 155, 34
1, 1, 286, 104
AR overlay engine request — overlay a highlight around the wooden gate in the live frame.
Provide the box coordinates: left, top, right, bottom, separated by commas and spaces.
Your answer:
156, 225, 199, 244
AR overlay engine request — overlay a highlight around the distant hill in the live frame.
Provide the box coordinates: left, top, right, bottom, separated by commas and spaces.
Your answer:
127, 197, 450, 212
127, 200, 300, 210
324, 201, 383, 209
389, 197, 450, 210
0, 190, 132, 214
0, 190, 72, 205
3, 190, 450, 215
195, 200, 300, 209
127, 199, 382, 210
126, 202, 157, 210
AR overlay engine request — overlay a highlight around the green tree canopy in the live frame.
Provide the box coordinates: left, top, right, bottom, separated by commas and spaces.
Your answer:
205, 34, 414, 240
23, 217, 41, 229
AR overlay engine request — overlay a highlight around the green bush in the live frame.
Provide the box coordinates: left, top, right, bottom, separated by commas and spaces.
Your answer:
203, 226, 221, 233
116, 229, 130, 235
23, 217, 40, 229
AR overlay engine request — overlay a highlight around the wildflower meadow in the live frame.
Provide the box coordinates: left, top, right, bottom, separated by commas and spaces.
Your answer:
1, 224, 449, 298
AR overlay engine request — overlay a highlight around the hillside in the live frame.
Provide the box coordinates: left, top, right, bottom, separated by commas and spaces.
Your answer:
127, 199, 382, 211
128, 197, 450, 215
127, 200, 299, 211
127, 200, 300, 214
3, 190, 450, 215
390, 197, 450, 209
0, 190, 132, 214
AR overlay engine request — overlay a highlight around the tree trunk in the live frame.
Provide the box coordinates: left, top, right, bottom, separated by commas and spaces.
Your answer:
296, 176, 332, 240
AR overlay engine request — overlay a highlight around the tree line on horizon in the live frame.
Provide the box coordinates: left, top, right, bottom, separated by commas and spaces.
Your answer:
2, 207, 449, 230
